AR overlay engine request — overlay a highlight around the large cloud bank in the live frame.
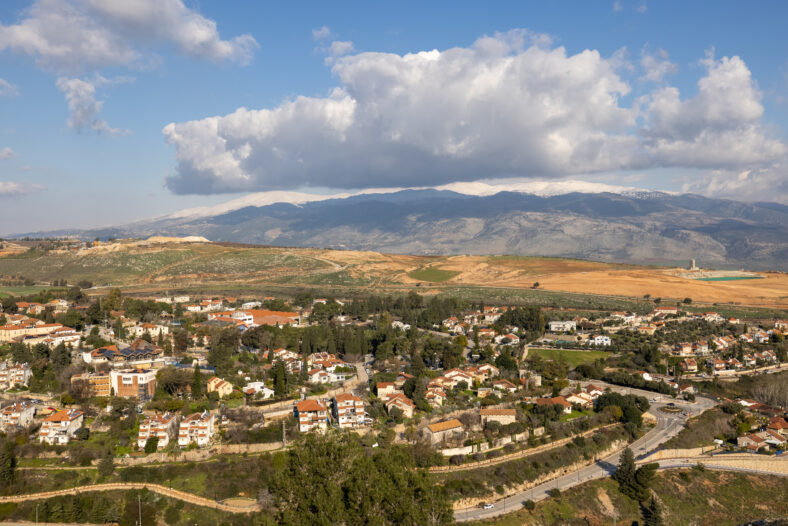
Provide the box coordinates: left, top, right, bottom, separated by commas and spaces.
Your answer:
163, 30, 785, 198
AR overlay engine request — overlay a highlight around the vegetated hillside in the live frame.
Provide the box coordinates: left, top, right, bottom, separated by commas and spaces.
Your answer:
1, 241, 787, 308
473, 470, 788, 526
21, 189, 788, 270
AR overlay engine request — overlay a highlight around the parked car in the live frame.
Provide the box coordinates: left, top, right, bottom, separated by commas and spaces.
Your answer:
483, 503, 494, 510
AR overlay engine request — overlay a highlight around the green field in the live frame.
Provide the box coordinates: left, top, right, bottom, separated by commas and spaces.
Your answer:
526, 348, 609, 367
407, 267, 460, 282
0, 285, 58, 298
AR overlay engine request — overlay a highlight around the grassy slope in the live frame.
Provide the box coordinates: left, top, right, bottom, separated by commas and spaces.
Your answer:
471, 470, 788, 526
663, 408, 736, 449
526, 348, 609, 367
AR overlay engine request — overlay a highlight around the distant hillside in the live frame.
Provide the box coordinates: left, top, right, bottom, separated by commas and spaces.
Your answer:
16, 189, 788, 271
0, 242, 786, 309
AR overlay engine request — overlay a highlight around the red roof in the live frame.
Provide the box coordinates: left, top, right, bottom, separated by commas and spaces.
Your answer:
295, 400, 325, 412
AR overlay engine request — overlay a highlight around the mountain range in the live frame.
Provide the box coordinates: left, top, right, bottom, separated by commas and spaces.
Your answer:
13, 185, 788, 270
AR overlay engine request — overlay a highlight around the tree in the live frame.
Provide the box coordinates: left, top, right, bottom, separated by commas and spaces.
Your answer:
173, 330, 189, 354
613, 447, 636, 493
164, 506, 180, 525
97, 453, 114, 478
642, 496, 664, 526
273, 361, 287, 397
191, 363, 202, 399
615, 448, 658, 501
0, 441, 16, 488
271, 433, 453, 525
144, 436, 159, 454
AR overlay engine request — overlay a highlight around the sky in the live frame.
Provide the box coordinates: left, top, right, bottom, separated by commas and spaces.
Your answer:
1, 0, 787, 234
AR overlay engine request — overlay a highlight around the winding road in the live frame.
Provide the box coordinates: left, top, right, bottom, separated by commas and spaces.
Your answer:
456, 382, 716, 522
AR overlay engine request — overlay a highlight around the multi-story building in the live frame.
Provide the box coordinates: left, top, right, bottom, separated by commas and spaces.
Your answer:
110, 369, 157, 401
0, 400, 36, 430
177, 412, 214, 447
294, 400, 328, 432
70, 372, 112, 398
138, 413, 178, 450
38, 409, 84, 445
332, 394, 365, 429
83, 339, 164, 369
0, 362, 32, 390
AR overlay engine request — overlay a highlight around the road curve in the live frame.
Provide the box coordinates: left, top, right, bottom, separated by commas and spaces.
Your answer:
455, 382, 716, 522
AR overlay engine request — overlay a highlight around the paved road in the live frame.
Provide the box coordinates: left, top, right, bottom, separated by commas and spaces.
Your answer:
456, 383, 716, 522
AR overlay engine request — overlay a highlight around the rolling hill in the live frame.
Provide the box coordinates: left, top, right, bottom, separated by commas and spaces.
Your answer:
0, 240, 786, 310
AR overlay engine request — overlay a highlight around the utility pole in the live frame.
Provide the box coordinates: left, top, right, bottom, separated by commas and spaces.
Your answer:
282, 420, 286, 447
138, 494, 142, 526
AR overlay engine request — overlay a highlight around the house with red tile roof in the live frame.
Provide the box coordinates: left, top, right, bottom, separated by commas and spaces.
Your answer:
38, 409, 84, 445
384, 393, 415, 419
424, 419, 464, 444
294, 400, 328, 432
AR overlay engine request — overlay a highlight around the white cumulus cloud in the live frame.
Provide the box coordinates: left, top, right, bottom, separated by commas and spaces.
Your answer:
0, 147, 15, 160
640, 46, 677, 83
329, 40, 354, 57
0, 0, 258, 73
640, 52, 785, 169
162, 30, 785, 199
164, 30, 641, 193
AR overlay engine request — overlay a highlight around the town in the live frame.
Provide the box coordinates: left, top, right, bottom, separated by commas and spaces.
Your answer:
0, 280, 785, 524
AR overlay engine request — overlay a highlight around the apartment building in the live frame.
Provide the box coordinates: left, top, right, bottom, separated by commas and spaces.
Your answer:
110, 369, 157, 401
0, 400, 36, 430
177, 411, 214, 447
0, 362, 32, 390
138, 413, 178, 450
332, 393, 365, 429
70, 372, 112, 398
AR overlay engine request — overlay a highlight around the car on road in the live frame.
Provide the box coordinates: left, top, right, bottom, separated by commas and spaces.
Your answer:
482, 503, 494, 510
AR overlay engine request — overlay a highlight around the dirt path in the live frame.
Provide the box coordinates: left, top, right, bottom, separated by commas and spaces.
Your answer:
0, 482, 261, 514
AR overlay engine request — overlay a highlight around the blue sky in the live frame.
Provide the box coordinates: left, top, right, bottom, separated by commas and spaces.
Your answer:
1, 0, 787, 234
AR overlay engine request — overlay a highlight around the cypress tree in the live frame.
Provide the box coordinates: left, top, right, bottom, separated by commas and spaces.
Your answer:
191, 363, 202, 399
642, 496, 664, 526
0, 441, 16, 488
613, 447, 636, 493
